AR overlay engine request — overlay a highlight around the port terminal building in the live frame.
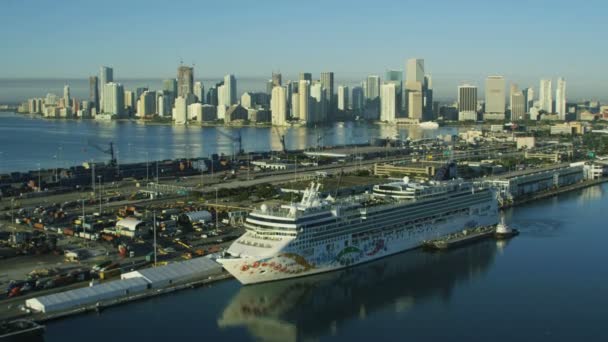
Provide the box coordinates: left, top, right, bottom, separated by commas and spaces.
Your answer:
483, 164, 584, 206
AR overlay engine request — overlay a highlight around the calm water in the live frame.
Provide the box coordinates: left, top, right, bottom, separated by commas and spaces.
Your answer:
43, 184, 608, 341
0, 112, 457, 173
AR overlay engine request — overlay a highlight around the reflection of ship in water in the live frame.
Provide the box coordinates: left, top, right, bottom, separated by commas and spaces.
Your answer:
218, 240, 501, 341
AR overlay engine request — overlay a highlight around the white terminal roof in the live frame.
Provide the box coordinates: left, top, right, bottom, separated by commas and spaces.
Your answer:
121, 257, 222, 288
25, 277, 149, 313
116, 217, 143, 231
183, 210, 212, 222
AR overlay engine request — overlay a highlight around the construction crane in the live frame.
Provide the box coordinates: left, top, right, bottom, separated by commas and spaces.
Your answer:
217, 130, 243, 156
273, 126, 287, 154
88, 140, 117, 167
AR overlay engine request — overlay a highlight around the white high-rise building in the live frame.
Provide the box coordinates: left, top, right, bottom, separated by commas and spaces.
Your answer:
337, 85, 349, 111
187, 103, 203, 121
271, 86, 287, 126
405, 58, 424, 85
138, 91, 156, 117
241, 92, 253, 108
511, 91, 526, 120
63, 85, 71, 109
298, 80, 310, 123
539, 79, 553, 113
526, 88, 535, 113
99, 66, 113, 113
291, 93, 300, 119
555, 78, 566, 119
194, 81, 204, 103
218, 85, 228, 107
365, 75, 381, 100
484, 76, 506, 120
408, 91, 423, 120
173, 96, 187, 124
224, 74, 237, 105
310, 82, 326, 123
102, 82, 124, 116
458, 84, 477, 121
380, 83, 397, 122
405, 59, 424, 118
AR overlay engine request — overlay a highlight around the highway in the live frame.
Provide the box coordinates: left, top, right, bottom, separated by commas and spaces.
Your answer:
0, 144, 528, 215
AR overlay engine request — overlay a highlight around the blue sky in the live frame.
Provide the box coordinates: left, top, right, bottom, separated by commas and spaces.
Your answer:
1, 0, 607, 99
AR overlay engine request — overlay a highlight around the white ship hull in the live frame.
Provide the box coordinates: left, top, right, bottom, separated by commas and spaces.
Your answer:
219, 208, 498, 285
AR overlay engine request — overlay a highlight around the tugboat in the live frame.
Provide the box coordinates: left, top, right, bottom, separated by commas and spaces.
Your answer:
494, 214, 519, 239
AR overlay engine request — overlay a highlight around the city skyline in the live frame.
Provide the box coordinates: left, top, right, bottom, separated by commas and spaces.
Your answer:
1, 0, 607, 100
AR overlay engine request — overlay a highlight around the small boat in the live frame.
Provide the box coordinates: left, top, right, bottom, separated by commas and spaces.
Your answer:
494, 215, 519, 239
418, 121, 439, 129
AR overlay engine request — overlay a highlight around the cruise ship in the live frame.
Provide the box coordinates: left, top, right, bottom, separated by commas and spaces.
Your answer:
218, 177, 499, 285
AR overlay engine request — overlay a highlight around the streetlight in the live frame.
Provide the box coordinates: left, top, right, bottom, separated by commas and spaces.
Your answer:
215, 187, 219, 229
156, 157, 159, 183
153, 210, 157, 267
98, 175, 102, 214
81, 198, 86, 235
145, 151, 149, 182
10, 198, 14, 225
37, 163, 41, 192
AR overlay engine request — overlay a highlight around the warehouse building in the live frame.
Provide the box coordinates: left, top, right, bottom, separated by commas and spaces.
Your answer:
484, 164, 584, 204
121, 257, 222, 288
25, 277, 149, 313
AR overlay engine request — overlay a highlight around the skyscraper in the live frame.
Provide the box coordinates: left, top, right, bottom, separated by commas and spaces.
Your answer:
352, 87, 364, 113
310, 82, 326, 123
458, 84, 477, 121
89, 76, 99, 113
365, 75, 381, 100
408, 91, 423, 121
271, 86, 287, 126
102, 82, 124, 116
385, 69, 404, 113
364, 75, 381, 120
484, 76, 506, 120
272, 72, 282, 87
405, 58, 424, 85
555, 78, 566, 119
337, 85, 349, 111
63, 84, 71, 109
539, 79, 553, 113
124, 90, 135, 115
224, 74, 237, 106
217, 85, 228, 107
99, 66, 113, 112
173, 96, 187, 125
423, 74, 433, 121
194, 81, 204, 103
291, 93, 300, 119
380, 83, 397, 122
511, 91, 526, 120
298, 80, 310, 123
138, 91, 156, 117
320, 72, 334, 119
177, 66, 194, 98
405, 59, 424, 118
163, 79, 177, 96
299, 73, 312, 82
525, 88, 534, 113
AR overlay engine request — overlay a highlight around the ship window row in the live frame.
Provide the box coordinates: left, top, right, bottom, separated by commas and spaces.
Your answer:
311, 208, 471, 241
301, 199, 481, 240
360, 195, 487, 222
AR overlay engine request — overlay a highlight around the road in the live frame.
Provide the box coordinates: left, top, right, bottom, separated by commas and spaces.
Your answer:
0, 144, 527, 215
